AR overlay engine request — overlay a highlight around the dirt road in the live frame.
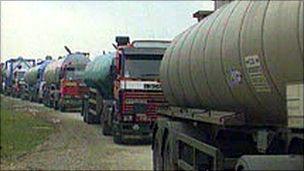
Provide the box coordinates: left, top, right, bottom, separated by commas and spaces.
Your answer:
1, 96, 152, 170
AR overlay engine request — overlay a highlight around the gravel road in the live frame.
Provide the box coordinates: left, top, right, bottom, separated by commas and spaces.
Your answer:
1, 96, 152, 170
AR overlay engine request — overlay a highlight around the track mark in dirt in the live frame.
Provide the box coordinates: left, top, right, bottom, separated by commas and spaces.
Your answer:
1, 97, 152, 170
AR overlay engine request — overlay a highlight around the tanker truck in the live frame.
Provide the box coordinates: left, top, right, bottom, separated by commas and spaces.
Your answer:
43, 47, 90, 112
3, 57, 35, 97
24, 56, 52, 102
82, 37, 170, 144
0, 63, 4, 93
152, 1, 304, 170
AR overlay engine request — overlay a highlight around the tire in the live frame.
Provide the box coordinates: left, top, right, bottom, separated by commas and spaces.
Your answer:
153, 129, 164, 171
30, 95, 34, 102
59, 103, 65, 112
102, 121, 112, 136
86, 111, 94, 124
44, 100, 49, 107
83, 110, 87, 123
100, 113, 112, 136
113, 133, 123, 144
80, 102, 84, 116
163, 134, 178, 171
83, 103, 88, 123
94, 115, 101, 124
59, 105, 65, 112
54, 101, 60, 110
49, 100, 54, 108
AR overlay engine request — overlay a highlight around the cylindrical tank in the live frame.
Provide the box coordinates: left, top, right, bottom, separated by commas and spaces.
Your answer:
5, 57, 35, 80
44, 53, 90, 85
160, 1, 304, 126
25, 60, 52, 86
24, 66, 39, 86
84, 53, 115, 99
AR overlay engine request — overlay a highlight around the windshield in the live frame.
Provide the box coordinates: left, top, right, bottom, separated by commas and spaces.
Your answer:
124, 55, 162, 79
65, 67, 84, 80
15, 71, 25, 80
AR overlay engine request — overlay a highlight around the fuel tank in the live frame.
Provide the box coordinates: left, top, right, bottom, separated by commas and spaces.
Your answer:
24, 60, 52, 86
44, 53, 90, 85
84, 53, 115, 99
160, 1, 304, 126
24, 66, 39, 86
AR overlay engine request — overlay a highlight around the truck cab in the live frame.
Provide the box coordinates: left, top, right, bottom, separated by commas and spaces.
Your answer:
112, 37, 170, 143
42, 47, 90, 111
57, 61, 89, 111
4, 57, 35, 97
13, 69, 27, 98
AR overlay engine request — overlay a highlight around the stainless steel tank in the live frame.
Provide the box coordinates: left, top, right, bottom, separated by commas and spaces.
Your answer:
160, 1, 304, 125
24, 66, 39, 86
44, 53, 90, 85
84, 53, 115, 99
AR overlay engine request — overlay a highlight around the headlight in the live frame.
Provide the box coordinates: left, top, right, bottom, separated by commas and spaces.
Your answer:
79, 83, 86, 87
122, 115, 133, 122
125, 99, 147, 104
136, 114, 149, 121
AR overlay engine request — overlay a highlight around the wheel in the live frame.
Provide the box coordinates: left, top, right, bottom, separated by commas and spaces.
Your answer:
153, 129, 164, 171
113, 133, 123, 144
80, 103, 84, 116
54, 101, 59, 110
100, 113, 112, 136
44, 99, 49, 107
163, 134, 178, 171
86, 111, 94, 124
94, 115, 101, 124
102, 121, 112, 136
83, 104, 88, 123
30, 95, 34, 102
59, 106, 65, 112
100, 121, 112, 135
49, 100, 54, 108
59, 103, 65, 112
83, 110, 87, 123
38, 98, 42, 103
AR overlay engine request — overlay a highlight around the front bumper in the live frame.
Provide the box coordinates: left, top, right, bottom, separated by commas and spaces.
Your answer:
61, 97, 83, 108
113, 121, 153, 138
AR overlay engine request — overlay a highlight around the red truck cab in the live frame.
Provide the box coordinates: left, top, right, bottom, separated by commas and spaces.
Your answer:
111, 37, 170, 143
57, 61, 89, 111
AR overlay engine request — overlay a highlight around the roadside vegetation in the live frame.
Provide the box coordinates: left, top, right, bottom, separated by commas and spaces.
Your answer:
0, 95, 152, 170
0, 96, 54, 162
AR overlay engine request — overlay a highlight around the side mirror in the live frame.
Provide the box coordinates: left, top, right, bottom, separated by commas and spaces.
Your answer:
115, 36, 130, 46
115, 53, 120, 74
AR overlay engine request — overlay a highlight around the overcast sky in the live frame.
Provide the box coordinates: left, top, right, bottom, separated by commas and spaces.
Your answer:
1, 1, 214, 61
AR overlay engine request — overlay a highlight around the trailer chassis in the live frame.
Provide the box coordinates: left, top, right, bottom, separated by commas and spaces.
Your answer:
152, 107, 303, 170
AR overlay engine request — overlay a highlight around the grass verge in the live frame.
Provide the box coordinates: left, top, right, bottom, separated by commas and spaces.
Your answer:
0, 97, 54, 161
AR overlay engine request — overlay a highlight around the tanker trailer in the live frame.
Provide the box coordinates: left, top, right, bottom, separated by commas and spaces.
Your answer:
43, 47, 90, 112
153, 1, 304, 170
3, 57, 35, 97
0, 63, 4, 93
82, 37, 170, 144
81, 52, 116, 135
24, 56, 52, 102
